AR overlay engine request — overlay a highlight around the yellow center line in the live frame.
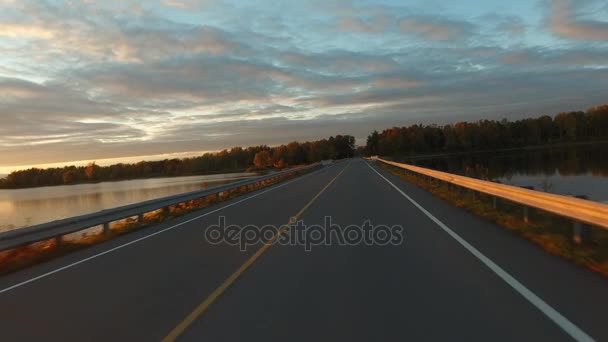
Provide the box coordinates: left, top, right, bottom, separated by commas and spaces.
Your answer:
162, 161, 351, 342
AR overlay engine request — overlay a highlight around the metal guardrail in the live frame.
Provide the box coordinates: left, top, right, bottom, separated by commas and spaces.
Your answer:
0, 163, 322, 252
375, 158, 608, 230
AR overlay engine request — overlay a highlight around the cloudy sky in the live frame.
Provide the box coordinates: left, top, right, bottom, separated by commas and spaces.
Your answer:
1, 0, 607, 173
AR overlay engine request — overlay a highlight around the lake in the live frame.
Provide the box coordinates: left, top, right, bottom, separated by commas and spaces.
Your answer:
402, 143, 608, 203
0, 172, 257, 232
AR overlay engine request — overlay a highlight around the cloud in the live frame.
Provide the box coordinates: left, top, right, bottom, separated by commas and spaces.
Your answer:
0, 1, 249, 64
336, 14, 392, 33
546, 0, 608, 40
495, 16, 526, 37
1, 0, 608, 169
500, 47, 608, 68
160, 0, 211, 10
0, 23, 54, 38
280, 51, 398, 75
399, 16, 475, 41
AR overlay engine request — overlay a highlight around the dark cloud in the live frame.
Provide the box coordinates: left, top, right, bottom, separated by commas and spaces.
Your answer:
500, 47, 608, 67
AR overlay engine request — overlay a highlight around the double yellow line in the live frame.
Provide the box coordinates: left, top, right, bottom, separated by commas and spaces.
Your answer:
163, 162, 350, 341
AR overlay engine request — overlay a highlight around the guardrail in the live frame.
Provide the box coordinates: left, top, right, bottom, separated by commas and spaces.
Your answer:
0, 163, 322, 252
374, 158, 608, 237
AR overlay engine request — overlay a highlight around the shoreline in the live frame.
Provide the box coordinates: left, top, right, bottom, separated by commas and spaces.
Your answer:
0, 168, 263, 191
388, 139, 608, 161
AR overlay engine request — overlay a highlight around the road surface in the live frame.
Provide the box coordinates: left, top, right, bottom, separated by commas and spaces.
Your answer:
0, 159, 606, 341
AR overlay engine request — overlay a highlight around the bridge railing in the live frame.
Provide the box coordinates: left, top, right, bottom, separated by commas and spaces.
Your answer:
374, 158, 608, 239
0, 163, 322, 252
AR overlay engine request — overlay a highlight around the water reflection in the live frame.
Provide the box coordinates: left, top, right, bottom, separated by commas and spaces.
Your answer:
0, 172, 256, 232
411, 144, 608, 202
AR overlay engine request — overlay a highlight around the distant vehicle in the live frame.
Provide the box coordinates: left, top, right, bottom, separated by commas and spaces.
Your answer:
321, 160, 333, 166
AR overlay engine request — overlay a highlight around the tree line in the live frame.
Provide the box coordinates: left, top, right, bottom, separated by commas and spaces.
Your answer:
365, 105, 608, 156
0, 135, 355, 189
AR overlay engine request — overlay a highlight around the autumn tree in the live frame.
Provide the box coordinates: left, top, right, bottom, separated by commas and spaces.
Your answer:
62, 169, 78, 184
253, 151, 272, 168
364, 104, 608, 157
84, 162, 99, 180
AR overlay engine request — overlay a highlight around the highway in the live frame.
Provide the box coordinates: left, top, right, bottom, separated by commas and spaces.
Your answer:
0, 159, 606, 341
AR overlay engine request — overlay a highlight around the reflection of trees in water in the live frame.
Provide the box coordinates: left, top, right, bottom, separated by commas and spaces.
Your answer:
463, 164, 490, 180
541, 178, 553, 192
414, 144, 608, 179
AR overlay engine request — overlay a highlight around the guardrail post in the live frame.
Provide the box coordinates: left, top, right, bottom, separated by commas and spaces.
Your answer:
572, 195, 590, 244
519, 186, 534, 224
103, 222, 110, 234
492, 196, 497, 209
138, 214, 145, 223
573, 221, 583, 244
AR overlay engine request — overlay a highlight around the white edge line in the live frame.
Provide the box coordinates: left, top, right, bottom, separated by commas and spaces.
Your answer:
0, 166, 331, 295
365, 161, 594, 342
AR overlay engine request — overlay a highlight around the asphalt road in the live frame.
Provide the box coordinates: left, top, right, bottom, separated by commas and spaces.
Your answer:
0, 159, 606, 341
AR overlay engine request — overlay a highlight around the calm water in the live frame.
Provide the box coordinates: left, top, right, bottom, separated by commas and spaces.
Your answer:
407, 143, 608, 203
0, 172, 257, 232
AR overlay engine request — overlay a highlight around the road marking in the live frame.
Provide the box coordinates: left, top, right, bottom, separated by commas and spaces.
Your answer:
0, 166, 331, 296
365, 161, 595, 342
162, 162, 350, 342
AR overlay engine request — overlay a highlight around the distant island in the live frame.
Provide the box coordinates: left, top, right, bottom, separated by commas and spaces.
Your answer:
364, 105, 608, 157
0, 135, 355, 189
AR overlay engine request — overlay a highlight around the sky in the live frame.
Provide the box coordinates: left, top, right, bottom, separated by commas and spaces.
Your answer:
0, 0, 607, 173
